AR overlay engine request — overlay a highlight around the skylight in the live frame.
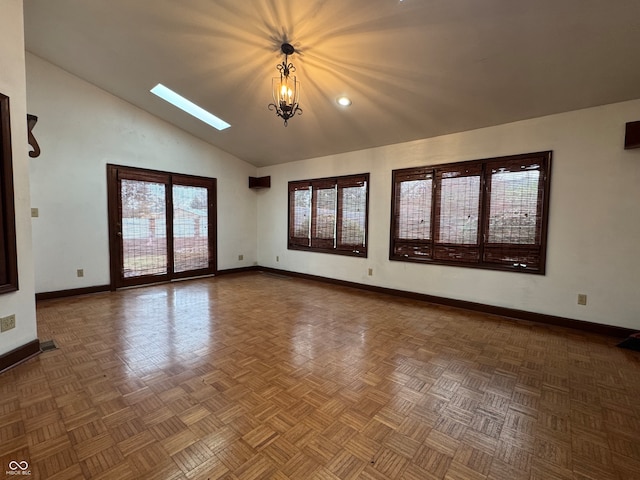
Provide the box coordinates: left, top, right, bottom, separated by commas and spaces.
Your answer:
150, 83, 231, 131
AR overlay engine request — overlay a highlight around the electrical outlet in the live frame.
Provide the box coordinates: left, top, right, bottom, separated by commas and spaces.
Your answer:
0, 314, 15, 332
577, 294, 587, 306
77, 269, 84, 278
31, 208, 39, 218
368, 268, 373, 276
238, 254, 243, 261
276, 256, 279, 262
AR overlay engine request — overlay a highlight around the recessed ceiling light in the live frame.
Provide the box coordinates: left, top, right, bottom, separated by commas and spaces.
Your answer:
336, 96, 352, 107
150, 83, 231, 131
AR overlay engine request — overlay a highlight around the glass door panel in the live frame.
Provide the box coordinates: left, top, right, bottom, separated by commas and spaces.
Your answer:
173, 184, 209, 273
121, 179, 168, 278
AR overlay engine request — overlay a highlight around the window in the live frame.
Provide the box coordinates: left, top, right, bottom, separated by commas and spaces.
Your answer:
391, 151, 551, 273
288, 173, 369, 257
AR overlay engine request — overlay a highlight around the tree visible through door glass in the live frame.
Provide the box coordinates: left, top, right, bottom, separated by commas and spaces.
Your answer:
121, 179, 167, 278
173, 185, 209, 273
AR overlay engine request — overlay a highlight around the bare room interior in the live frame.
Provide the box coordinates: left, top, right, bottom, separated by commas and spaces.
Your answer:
1, 1, 640, 479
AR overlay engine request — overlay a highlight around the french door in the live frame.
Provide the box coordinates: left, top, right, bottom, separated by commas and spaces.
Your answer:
107, 164, 216, 289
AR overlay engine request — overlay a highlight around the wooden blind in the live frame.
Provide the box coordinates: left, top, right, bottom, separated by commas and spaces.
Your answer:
482, 156, 548, 270
312, 182, 337, 249
390, 151, 551, 273
288, 182, 311, 247
337, 176, 367, 250
486, 160, 542, 244
392, 168, 433, 258
434, 163, 482, 263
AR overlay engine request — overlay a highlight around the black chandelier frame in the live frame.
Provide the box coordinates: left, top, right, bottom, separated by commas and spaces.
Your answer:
268, 43, 303, 126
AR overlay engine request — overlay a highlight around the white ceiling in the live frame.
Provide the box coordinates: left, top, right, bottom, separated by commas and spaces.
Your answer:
23, 0, 640, 167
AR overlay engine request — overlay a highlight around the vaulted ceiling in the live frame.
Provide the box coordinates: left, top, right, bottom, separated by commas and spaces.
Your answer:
23, 0, 640, 166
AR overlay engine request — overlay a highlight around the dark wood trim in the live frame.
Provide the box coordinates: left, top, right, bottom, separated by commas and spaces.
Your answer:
249, 176, 271, 189
257, 267, 634, 338
29, 266, 633, 338
35, 284, 111, 302
166, 178, 175, 281
389, 151, 551, 274
0, 93, 18, 294
215, 266, 260, 276
0, 339, 40, 374
624, 121, 640, 150
106, 164, 120, 291
211, 178, 218, 275
107, 164, 217, 289
288, 173, 369, 258
287, 244, 367, 258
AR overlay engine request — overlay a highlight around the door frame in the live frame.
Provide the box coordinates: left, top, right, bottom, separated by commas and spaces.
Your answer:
107, 164, 217, 290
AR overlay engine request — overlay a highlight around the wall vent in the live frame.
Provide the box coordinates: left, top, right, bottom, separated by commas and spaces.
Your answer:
40, 340, 58, 352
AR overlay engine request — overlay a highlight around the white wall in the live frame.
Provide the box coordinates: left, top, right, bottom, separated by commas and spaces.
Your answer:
23, 48, 640, 330
26, 53, 258, 293
257, 100, 640, 330
0, 0, 38, 355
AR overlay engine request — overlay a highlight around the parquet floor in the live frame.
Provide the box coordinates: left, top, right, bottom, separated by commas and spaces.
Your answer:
2, 272, 640, 480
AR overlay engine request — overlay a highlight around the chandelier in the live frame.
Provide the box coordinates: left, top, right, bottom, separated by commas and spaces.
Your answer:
268, 43, 302, 126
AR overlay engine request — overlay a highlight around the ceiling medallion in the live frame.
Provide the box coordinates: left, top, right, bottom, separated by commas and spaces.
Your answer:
268, 43, 302, 127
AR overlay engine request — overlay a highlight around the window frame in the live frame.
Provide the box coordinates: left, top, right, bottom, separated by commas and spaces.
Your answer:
390, 151, 552, 274
0, 93, 18, 294
288, 173, 369, 257
107, 164, 217, 289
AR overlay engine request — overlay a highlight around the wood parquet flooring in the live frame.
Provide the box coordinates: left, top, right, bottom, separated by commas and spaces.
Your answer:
1, 272, 640, 479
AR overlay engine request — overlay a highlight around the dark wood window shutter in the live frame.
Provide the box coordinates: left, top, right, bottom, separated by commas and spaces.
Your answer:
482, 153, 550, 272
391, 168, 433, 259
288, 181, 311, 247
288, 173, 369, 257
336, 175, 368, 253
433, 163, 482, 263
390, 151, 551, 273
